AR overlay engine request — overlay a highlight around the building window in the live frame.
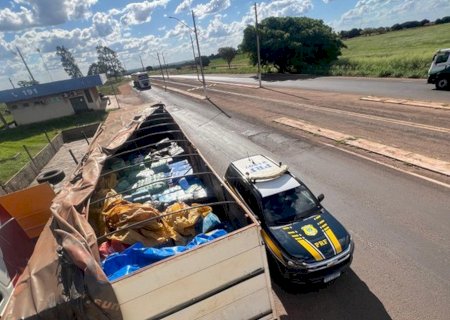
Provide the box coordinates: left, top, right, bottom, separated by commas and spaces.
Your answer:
84, 89, 93, 103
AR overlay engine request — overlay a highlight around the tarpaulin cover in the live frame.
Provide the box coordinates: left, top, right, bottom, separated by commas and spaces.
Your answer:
103, 229, 227, 281
3, 104, 163, 320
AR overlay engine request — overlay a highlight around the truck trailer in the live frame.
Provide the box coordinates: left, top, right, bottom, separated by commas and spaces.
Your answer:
3, 104, 277, 320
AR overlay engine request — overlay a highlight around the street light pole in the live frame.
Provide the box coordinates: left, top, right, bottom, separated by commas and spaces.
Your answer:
139, 55, 145, 72
168, 16, 200, 81
161, 52, 170, 80
16, 46, 36, 84
157, 52, 167, 91
191, 10, 207, 98
254, 3, 262, 88
37, 48, 53, 82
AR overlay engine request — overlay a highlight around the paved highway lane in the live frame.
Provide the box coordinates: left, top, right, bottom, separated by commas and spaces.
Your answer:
167, 74, 450, 103
142, 87, 450, 320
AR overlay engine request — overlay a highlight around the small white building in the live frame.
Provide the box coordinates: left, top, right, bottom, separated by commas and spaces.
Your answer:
0, 74, 107, 125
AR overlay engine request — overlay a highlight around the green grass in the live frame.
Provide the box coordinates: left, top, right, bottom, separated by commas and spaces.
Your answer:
151, 24, 450, 79
0, 103, 14, 129
98, 77, 130, 95
329, 23, 450, 78
0, 110, 108, 184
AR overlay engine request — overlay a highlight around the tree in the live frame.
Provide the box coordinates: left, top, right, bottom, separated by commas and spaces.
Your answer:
17, 80, 39, 87
146, 66, 153, 71
87, 62, 107, 76
56, 46, 83, 78
195, 56, 210, 67
96, 45, 125, 79
240, 17, 345, 73
218, 47, 237, 69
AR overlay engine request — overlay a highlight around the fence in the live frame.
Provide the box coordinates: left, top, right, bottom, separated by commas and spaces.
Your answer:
0, 123, 100, 195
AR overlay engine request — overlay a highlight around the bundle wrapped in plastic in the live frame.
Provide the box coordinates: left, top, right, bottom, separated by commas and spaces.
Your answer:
163, 202, 212, 237
102, 190, 181, 247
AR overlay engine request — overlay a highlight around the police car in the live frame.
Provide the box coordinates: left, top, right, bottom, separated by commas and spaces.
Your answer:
224, 155, 353, 284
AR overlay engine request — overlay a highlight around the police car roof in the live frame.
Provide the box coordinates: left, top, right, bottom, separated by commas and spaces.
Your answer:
231, 155, 285, 178
254, 173, 300, 198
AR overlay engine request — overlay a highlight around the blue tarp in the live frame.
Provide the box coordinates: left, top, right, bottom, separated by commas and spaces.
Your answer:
103, 229, 227, 281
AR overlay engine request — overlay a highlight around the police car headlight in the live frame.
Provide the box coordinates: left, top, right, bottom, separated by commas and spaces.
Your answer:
287, 260, 295, 267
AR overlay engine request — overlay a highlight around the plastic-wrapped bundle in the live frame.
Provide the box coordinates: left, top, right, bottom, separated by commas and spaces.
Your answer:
150, 158, 172, 173
116, 179, 131, 193
109, 158, 127, 171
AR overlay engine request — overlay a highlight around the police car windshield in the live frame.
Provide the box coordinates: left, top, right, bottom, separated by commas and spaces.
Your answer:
262, 186, 317, 226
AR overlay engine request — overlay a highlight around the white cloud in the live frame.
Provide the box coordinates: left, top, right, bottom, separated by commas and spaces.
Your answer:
256, 0, 313, 19
0, 0, 97, 31
91, 12, 120, 37
175, 0, 193, 14
334, 0, 450, 30
193, 0, 231, 19
113, 0, 170, 26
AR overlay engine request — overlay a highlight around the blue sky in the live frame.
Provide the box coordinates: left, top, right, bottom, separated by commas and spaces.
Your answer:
0, 0, 449, 90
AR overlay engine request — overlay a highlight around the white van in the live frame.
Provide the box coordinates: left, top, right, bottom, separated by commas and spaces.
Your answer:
427, 48, 450, 90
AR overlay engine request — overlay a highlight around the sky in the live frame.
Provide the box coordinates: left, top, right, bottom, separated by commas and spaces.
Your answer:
0, 0, 449, 90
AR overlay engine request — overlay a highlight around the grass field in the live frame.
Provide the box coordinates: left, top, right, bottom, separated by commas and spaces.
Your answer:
330, 23, 450, 78
0, 111, 108, 184
159, 23, 449, 79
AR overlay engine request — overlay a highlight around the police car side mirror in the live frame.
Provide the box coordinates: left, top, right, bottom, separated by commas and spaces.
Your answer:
317, 194, 324, 203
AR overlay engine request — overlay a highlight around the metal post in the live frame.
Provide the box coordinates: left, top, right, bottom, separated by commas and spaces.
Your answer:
68, 149, 79, 165
110, 82, 121, 109
192, 10, 208, 98
157, 52, 167, 91
23, 145, 39, 173
81, 131, 90, 145
189, 33, 201, 81
16, 46, 36, 83
8, 78, 15, 89
168, 16, 201, 82
254, 3, 262, 88
161, 52, 170, 80
44, 132, 56, 151
139, 55, 145, 72
37, 48, 53, 82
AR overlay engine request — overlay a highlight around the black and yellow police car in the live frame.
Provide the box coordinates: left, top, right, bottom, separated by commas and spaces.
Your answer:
224, 155, 354, 284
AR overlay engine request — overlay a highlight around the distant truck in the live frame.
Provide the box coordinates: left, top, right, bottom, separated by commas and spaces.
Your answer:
427, 48, 450, 90
131, 72, 151, 90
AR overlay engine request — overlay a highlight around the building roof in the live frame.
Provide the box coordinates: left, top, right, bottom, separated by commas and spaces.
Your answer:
0, 74, 107, 104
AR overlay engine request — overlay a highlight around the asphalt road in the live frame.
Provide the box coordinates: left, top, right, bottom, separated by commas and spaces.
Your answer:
167, 74, 450, 103
142, 87, 450, 320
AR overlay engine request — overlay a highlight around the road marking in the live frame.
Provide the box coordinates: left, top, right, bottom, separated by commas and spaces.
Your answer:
154, 80, 450, 134
275, 117, 450, 177
321, 142, 450, 190
151, 81, 450, 189
361, 96, 450, 110
192, 86, 450, 134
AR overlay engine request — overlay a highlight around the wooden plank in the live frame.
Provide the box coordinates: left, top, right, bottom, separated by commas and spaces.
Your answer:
165, 274, 273, 320
118, 246, 267, 319
112, 225, 261, 303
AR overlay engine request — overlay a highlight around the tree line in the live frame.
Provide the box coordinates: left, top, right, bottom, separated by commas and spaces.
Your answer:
339, 15, 450, 39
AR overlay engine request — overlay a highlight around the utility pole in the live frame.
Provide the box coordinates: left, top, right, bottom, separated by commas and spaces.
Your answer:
139, 55, 145, 72
157, 52, 167, 91
167, 16, 200, 81
161, 52, 170, 80
254, 3, 262, 88
192, 10, 207, 98
37, 48, 53, 82
16, 46, 36, 84
8, 78, 15, 89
